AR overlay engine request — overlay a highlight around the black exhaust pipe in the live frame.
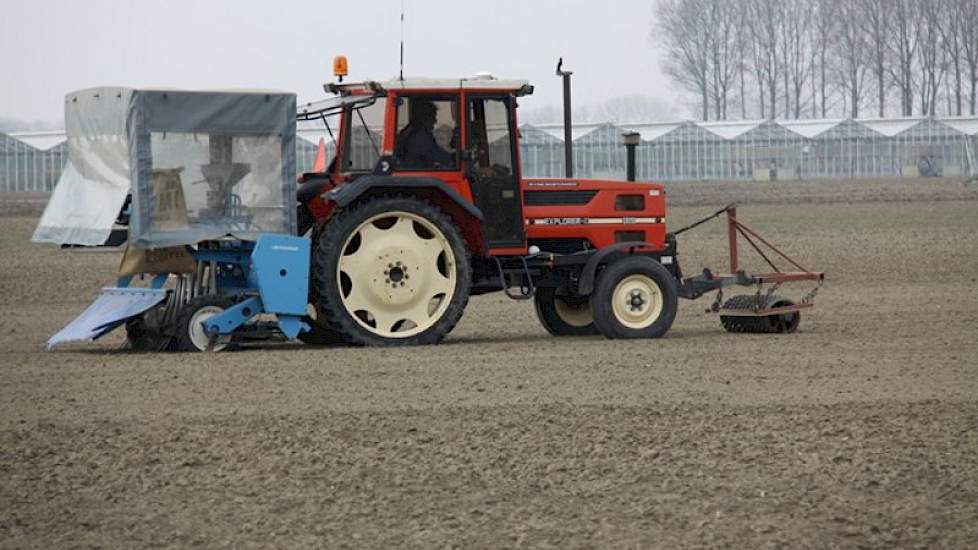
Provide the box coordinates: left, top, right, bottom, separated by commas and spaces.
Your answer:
556, 58, 573, 178
623, 132, 640, 182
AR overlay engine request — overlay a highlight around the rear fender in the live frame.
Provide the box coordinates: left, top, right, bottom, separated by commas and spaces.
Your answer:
577, 241, 673, 295
325, 175, 487, 256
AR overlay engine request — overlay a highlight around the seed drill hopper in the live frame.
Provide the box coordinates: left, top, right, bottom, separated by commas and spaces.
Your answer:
35, 88, 313, 351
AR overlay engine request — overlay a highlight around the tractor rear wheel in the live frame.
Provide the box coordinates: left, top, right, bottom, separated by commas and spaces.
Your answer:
590, 256, 678, 339
534, 287, 598, 336
297, 303, 348, 345
300, 227, 347, 345
313, 195, 471, 346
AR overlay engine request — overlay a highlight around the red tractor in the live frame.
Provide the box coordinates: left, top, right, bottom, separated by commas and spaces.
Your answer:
294, 67, 822, 346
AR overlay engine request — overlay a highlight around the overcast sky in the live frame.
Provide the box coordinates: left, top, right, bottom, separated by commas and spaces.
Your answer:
0, 0, 683, 126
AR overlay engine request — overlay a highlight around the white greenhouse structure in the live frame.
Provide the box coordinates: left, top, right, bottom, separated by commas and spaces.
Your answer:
3, 116, 977, 193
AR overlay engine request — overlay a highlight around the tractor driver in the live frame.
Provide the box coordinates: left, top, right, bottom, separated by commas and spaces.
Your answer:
395, 98, 454, 169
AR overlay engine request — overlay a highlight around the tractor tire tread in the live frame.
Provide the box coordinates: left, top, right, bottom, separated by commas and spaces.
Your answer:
312, 194, 472, 347
533, 287, 598, 336
590, 256, 679, 339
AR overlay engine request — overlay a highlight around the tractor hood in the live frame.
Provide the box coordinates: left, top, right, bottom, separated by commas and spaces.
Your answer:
34, 87, 298, 248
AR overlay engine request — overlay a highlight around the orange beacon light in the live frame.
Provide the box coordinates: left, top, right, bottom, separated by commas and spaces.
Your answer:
333, 56, 349, 82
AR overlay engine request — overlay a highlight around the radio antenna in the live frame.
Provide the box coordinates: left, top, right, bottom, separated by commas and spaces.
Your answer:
399, 0, 405, 81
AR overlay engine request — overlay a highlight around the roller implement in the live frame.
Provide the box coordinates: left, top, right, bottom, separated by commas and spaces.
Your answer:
36, 61, 823, 351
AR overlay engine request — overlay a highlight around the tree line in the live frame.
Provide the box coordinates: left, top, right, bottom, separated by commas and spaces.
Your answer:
654, 0, 978, 120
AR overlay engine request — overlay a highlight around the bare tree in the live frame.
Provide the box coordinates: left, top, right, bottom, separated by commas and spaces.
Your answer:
707, 0, 741, 120
951, 0, 978, 115
833, 0, 870, 118
860, 0, 891, 117
654, 0, 712, 119
810, 0, 837, 118
746, 11, 769, 118
653, 0, 975, 120
887, 0, 920, 116
746, 0, 784, 119
917, 0, 949, 115
782, 0, 813, 118
938, 0, 963, 115
738, 37, 750, 118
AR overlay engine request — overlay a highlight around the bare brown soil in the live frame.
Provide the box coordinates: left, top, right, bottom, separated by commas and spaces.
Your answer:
2, 179, 977, 549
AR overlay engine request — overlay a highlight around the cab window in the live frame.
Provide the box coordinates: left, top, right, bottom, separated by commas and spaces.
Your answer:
394, 96, 459, 170
341, 97, 386, 172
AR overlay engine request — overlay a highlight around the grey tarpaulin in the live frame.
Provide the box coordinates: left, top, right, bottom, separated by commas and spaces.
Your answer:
34, 87, 297, 248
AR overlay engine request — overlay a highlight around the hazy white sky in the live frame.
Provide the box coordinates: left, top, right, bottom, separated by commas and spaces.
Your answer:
0, 0, 683, 124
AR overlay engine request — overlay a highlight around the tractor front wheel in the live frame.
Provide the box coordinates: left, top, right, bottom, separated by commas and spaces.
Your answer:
313, 196, 471, 346
590, 256, 678, 339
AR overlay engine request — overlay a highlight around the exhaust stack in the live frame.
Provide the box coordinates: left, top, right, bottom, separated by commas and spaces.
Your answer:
556, 58, 573, 178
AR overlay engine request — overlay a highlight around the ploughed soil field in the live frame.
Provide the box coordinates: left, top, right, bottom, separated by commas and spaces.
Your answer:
2, 178, 977, 548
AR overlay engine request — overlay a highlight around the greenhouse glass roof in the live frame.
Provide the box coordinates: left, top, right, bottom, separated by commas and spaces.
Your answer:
779, 119, 843, 138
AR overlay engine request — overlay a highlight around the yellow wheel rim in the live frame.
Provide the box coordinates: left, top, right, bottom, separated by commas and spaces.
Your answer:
611, 274, 663, 329
337, 211, 456, 338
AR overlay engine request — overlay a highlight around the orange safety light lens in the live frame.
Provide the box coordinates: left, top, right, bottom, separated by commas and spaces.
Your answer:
333, 56, 349, 77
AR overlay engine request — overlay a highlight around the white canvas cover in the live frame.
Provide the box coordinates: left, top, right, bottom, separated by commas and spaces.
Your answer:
34, 88, 133, 245
34, 87, 297, 248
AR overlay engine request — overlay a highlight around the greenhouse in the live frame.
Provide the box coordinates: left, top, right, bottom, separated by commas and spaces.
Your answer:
3, 115, 977, 192
526, 116, 978, 181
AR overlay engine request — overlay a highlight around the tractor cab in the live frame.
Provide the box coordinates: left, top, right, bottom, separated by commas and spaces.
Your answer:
299, 72, 672, 263
299, 74, 532, 252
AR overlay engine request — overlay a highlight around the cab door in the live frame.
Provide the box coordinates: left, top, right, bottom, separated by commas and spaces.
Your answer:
465, 96, 525, 248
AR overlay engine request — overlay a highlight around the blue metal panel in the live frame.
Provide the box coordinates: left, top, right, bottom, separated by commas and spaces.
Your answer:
150, 273, 169, 289
276, 314, 310, 340
202, 296, 262, 336
250, 234, 310, 316
192, 245, 253, 291
48, 288, 168, 349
